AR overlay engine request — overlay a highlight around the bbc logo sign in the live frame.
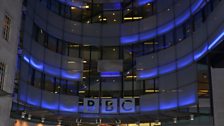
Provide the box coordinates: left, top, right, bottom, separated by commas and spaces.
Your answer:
83, 98, 135, 114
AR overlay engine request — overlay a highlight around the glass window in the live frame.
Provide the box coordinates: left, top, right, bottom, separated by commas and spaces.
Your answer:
51, 0, 60, 14
35, 27, 46, 45
60, 79, 67, 94
102, 47, 119, 59
45, 74, 55, 92
67, 80, 77, 95
175, 25, 184, 43
165, 31, 174, 47
2, 15, 11, 41
0, 62, 6, 89
34, 70, 42, 88
68, 44, 79, 57
48, 36, 57, 51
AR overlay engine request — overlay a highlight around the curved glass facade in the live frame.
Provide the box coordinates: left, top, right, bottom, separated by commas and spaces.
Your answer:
9, 0, 224, 125
35, 0, 155, 23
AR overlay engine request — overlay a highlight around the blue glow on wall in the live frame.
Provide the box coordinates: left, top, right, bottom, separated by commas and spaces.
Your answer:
194, 44, 208, 60
138, 30, 224, 80
138, 0, 154, 6
100, 72, 121, 77
160, 101, 177, 110
23, 56, 30, 63
120, 34, 139, 44
140, 29, 156, 42
60, 105, 78, 112
175, 11, 190, 25
157, 21, 175, 35
44, 65, 61, 76
208, 31, 224, 50
58, 0, 83, 8
179, 94, 196, 106
30, 58, 44, 70
159, 62, 176, 75
22, 55, 81, 80
27, 97, 41, 106
140, 106, 158, 112
177, 54, 193, 69
120, 0, 204, 44
62, 70, 81, 79
41, 101, 59, 110
138, 68, 158, 79
103, 3, 121, 10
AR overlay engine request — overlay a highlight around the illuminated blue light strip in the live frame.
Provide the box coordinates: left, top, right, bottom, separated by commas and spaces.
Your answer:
41, 101, 59, 110
59, 105, 78, 112
44, 65, 61, 77
194, 44, 208, 60
138, 30, 224, 80
138, 68, 158, 79
100, 72, 121, 77
23, 56, 30, 63
20, 87, 195, 113
208, 31, 224, 50
141, 92, 196, 112
22, 55, 81, 80
179, 94, 196, 106
138, 0, 154, 6
177, 54, 193, 69
62, 70, 81, 79
103, 3, 122, 10
30, 58, 44, 70
140, 106, 158, 112
58, 0, 83, 8
58, 0, 154, 9
120, 0, 204, 44
27, 97, 41, 106
160, 101, 177, 110
159, 62, 176, 75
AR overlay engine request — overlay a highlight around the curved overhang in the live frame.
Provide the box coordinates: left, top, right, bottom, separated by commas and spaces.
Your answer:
137, 29, 224, 79
120, 0, 205, 44
57, 0, 154, 10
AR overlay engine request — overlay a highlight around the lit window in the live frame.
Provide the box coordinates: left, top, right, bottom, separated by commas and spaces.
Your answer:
2, 15, 11, 41
0, 62, 6, 90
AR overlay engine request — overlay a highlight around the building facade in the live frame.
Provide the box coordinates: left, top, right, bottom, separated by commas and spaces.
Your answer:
0, 0, 23, 125
0, 0, 224, 126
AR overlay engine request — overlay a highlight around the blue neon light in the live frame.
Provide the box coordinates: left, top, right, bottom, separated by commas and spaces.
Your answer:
60, 105, 78, 112
138, 30, 224, 80
139, 30, 157, 42
103, 3, 122, 10
27, 97, 41, 106
141, 106, 158, 112
41, 101, 59, 110
44, 65, 61, 77
138, 68, 158, 79
58, 0, 83, 8
62, 70, 81, 79
100, 72, 121, 77
30, 58, 44, 70
194, 44, 208, 60
22, 55, 81, 80
179, 94, 196, 106
138, 0, 154, 6
23, 56, 30, 63
160, 101, 177, 110
208, 31, 224, 50
120, 0, 204, 44
177, 54, 193, 69
159, 62, 176, 75
120, 34, 139, 44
